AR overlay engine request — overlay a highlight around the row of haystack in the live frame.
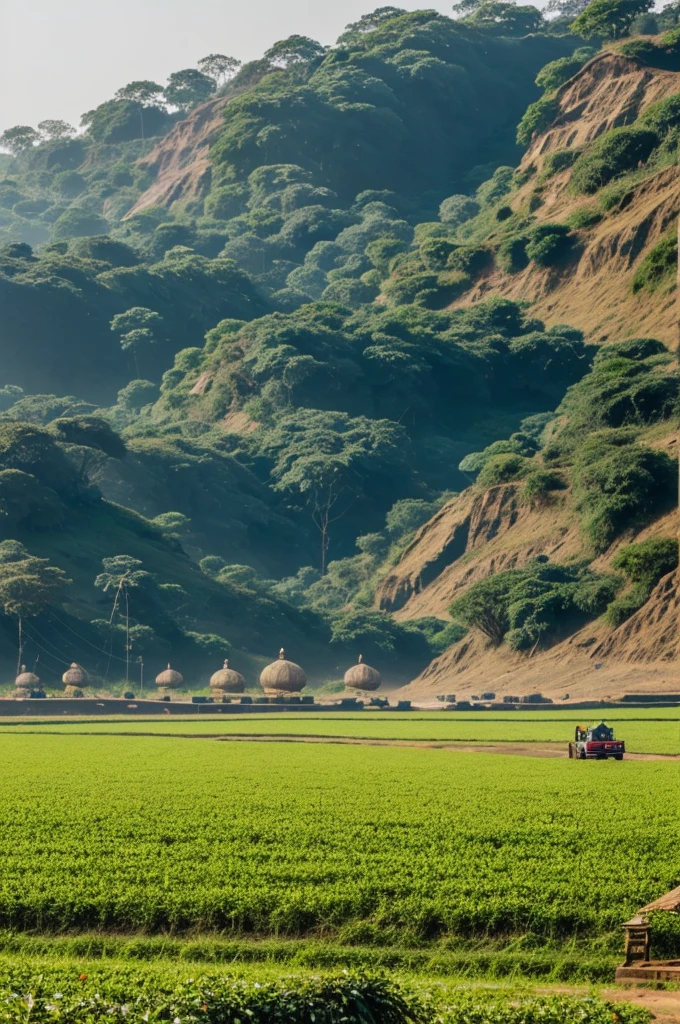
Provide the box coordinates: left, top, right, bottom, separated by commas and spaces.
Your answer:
13, 651, 381, 699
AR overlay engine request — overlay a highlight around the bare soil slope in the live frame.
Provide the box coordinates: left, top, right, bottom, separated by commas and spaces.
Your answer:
377, 485, 585, 620
456, 50, 680, 345
385, 483, 679, 701
124, 96, 231, 216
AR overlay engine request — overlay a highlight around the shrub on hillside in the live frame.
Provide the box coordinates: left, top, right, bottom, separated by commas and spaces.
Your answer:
540, 148, 580, 179
521, 468, 566, 507
450, 560, 619, 649
570, 126, 660, 194
606, 536, 678, 625
632, 230, 677, 292
439, 194, 479, 226
566, 205, 603, 229
573, 434, 676, 552
496, 234, 530, 273
525, 223, 573, 266
446, 244, 493, 277
477, 453, 532, 487
517, 96, 559, 147
534, 49, 596, 91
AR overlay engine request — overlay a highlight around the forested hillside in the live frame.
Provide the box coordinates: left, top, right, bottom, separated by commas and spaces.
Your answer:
0, 3, 678, 695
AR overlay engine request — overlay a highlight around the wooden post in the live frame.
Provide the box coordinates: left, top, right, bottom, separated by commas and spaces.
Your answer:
623, 914, 651, 964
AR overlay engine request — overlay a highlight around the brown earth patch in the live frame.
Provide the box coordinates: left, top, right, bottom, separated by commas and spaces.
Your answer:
451, 50, 680, 346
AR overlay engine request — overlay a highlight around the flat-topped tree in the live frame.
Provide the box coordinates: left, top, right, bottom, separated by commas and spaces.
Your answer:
198, 55, 241, 86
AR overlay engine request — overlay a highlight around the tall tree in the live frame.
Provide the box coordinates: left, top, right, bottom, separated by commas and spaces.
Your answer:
164, 69, 216, 112
110, 307, 163, 377
0, 126, 40, 155
338, 7, 406, 40
115, 80, 165, 105
197, 54, 242, 86
0, 549, 72, 672
95, 555, 150, 683
37, 119, 76, 140
264, 36, 326, 68
461, 1, 545, 35
571, 0, 653, 36
113, 82, 166, 140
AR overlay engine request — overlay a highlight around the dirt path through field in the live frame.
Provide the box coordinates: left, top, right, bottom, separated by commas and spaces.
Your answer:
12, 730, 680, 759
599, 987, 680, 1022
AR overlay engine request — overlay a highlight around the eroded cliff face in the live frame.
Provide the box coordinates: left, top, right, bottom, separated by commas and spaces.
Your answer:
455, 50, 680, 346
384, 478, 679, 701
123, 96, 231, 216
377, 485, 583, 620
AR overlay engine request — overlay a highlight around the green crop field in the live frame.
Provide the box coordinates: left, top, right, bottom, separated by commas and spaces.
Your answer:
5, 710, 680, 753
1, 734, 679, 945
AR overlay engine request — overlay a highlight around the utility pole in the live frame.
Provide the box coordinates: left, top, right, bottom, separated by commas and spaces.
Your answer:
15, 616, 22, 676
125, 588, 130, 685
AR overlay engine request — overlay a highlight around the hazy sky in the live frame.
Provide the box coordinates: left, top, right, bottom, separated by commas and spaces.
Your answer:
0, 0, 458, 133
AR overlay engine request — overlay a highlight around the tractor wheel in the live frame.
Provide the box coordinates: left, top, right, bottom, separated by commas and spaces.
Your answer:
579, 750, 586, 760
615, 754, 623, 761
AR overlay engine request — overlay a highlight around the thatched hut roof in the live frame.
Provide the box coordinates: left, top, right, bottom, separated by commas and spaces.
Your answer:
260, 648, 306, 694
62, 662, 88, 687
155, 664, 183, 688
639, 885, 680, 914
210, 659, 245, 693
15, 665, 40, 688
344, 655, 381, 691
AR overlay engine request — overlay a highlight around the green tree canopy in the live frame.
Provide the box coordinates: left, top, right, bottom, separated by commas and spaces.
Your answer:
197, 54, 242, 85
0, 126, 40, 154
37, 119, 76, 140
571, 0, 653, 37
462, 1, 544, 34
0, 552, 72, 618
164, 69, 215, 111
115, 81, 165, 105
264, 36, 326, 68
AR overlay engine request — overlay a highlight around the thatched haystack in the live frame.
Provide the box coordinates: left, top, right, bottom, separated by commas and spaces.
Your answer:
14, 665, 40, 698
62, 662, 88, 697
155, 664, 183, 695
344, 655, 381, 692
260, 648, 306, 695
210, 659, 246, 695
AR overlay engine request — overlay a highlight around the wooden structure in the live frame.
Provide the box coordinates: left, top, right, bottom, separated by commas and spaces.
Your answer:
616, 885, 680, 982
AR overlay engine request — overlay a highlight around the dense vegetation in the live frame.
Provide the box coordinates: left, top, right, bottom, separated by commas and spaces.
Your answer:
0, 963, 652, 1024
1, 734, 679, 949
0, 3, 677, 683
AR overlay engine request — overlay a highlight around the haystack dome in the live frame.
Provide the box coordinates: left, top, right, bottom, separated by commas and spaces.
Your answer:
62, 662, 88, 687
210, 659, 245, 694
260, 648, 306, 694
155, 664, 183, 689
15, 665, 40, 689
344, 655, 381, 692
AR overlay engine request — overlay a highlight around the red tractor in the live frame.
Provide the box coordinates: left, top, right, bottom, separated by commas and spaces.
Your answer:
569, 722, 625, 760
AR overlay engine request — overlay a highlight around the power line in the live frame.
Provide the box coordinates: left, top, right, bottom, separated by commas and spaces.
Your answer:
22, 619, 81, 663
47, 612, 128, 664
